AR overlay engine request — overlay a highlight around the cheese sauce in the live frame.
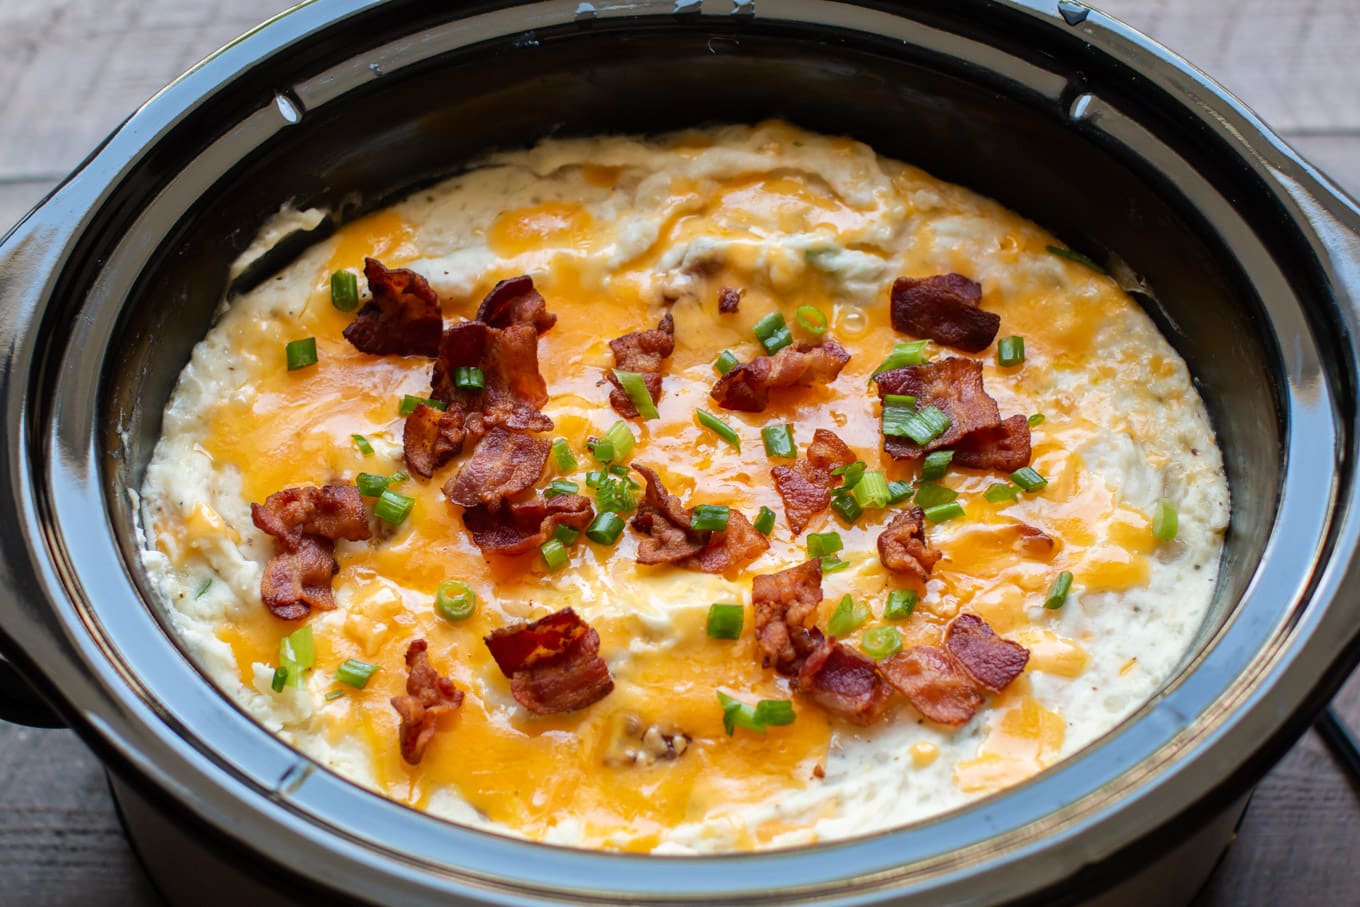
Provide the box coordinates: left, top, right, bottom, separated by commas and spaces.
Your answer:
138, 121, 1228, 853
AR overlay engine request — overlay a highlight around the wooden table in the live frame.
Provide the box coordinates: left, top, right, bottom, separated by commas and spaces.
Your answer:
1, 2, 1357, 904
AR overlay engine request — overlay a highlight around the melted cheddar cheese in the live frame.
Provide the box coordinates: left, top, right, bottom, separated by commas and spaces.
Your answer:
138, 122, 1229, 853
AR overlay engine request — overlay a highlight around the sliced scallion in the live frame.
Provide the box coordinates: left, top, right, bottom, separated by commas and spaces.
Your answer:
336, 658, 379, 689
718, 691, 765, 736
984, 482, 1020, 504
862, 626, 903, 660
1028, 413, 1046, 427
713, 350, 740, 376
887, 480, 914, 505
827, 594, 869, 638
806, 532, 843, 559
594, 475, 638, 515
552, 524, 580, 547
885, 589, 918, 621
920, 450, 954, 482
286, 337, 318, 371
545, 478, 579, 498
696, 409, 741, 451
454, 366, 485, 391
923, 501, 965, 523
374, 489, 414, 525
1152, 498, 1179, 541
795, 305, 828, 336
892, 405, 952, 446
706, 604, 744, 640
194, 578, 212, 599
399, 394, 446, 416
997, 336, 1026, 367
690, 504, 731, 532
602, 420, 636, 461
820, 556, 851, 574
271, 666, 288, 693
352, 434, 375, 456
590, 439, 615, 465
830, 491, 862, 525
852, 470, 890, 510
761, 424, 796, 459
833, 460, 866, 490
551, 438, 577, 474
324, 689, 345, 702
870, 340, 930, 382
356, 472, 391, 497
613, 369, 660, 420
1010, 467, 1049, 493
912, 482, 958, 508
752, 312, 793, 355
585, 511, 626, 545
753, 506, 776, 536
434, 581, 476, 622
330, 270, 360, 312
1044, 571, 1074, 609
540, 539, 570, 571
1046, 244, 1107, 274
754, 699, 796, 727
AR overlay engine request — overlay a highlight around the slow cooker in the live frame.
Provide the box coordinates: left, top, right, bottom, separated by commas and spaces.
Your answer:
1, 1, 1358, 904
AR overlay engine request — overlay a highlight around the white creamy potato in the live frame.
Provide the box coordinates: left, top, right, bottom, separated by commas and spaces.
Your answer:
139, 121, 1229, 853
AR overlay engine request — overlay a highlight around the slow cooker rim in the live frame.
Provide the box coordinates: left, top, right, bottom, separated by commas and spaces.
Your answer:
2, 1, 1360, 907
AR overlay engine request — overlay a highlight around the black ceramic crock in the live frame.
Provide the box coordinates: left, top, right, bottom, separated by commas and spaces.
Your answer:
1, 1, 1358, 904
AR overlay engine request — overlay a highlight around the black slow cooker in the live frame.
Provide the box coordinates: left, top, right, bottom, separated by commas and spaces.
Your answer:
1, 1, 1358, 904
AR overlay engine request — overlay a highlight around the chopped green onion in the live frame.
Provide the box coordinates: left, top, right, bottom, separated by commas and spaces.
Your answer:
706, 604, 744, 640
608, 464, 631, 477
286, 337, 318, 371
282, 625, 315, 671
590, 439, 616, 464
713, 350, 740, 375
399, 394, 446, 416
920, 450, 954, 482
389, 470, 409, 484
602, 421, 636, 461
761, 424, 796, 459
540, 539, 570, 571
552, 524, 581, 547
754, 699, 796, 727
862, 626, 903, 660
551, 438, 578, 474
1046, 244, 1107, 274
454, 366, 485, 391
336, 658, 379, 689
795, 305, 828, 336
828, 594, 869, 638
833, 460, 867, 490
1152, 498, 1179, 541
887, 480, 914, 505
881, 399, 919, 440
585, 470, 604, 489
374, 490, 414, 525
194, 578, 212, 599
1045, 571, 1074, 609
997, 336, 1026, 367
434, 581, 476, 622
830, 491, 862, 525
691, 505, 731, 532
356, 472, 391, 497
613, 369, 660, 420
717, 691, 766, 736
545, 478, 579, 498
870, 340, 931, 382
883, 393, 916, 407
923, 501, 965, 523
912, 482, 958, 508
984, 482, 1020, 503
585, 511, 626, 545
352, 434, 375, 456
852, 470, 890, 510
330, 270, 360, 312
753, 506, 777, 536
753, 312, 794, 355
806, 532, 843, 559
820, 556, 851, 574
324, 689, 345, 702
271, 666, 288, 693
1010, 467, 1049, 493
594, 475, 638, 515
887, 405, 952, 446
885, 589, 918, 621
696, 409, 741, 451
1028, 413, 1046, 427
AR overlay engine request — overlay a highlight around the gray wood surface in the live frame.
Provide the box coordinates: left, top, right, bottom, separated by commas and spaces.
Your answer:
1, 1, 1356, 904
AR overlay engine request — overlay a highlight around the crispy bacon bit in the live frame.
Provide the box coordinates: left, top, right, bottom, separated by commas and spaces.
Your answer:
251, 484, 372, 550
711, 340, 851, 412
483, 608, 615, 714
463, 494, 595, 556
944, 613, 1030, 693
443, 427, 550, 512
1013, 524, 1056, 559
889, 273, 999, 353
951, 414, 1033, 473
752, 559, 826, 676
342, 258, 444, 357
475, 275, 557, 334
260, 536, 337, 621
771, 428, 855, 535
877, 507, 941, 581
718, 286, 743, 314
879, 646, 983, 726
430, 321, 553, 435
797, 641, 892, 726
391, 639, 465, 764
606, 314, 675, 418
402, 403, 467, 479
875, 357, 1001, 460
629, 465, 769, 573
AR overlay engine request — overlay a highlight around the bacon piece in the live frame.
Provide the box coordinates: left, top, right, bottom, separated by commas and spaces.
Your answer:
875, 357, 1001, 460
710, 340, 851, 412
463, 494, 595, 556
889, 273, 999, 353
606, 314, 675, 418
771, 428, 855, 535
430, 321, 553, 435
797, 641, 892, 726
484, 608, 615, 714
402, 403, 467, 479
443, 427, 550, 512
944, 613, 1030, 693
475, 275, 557, 334
251, 484, 372, 550
391, 639, 465, 764
877, 507, 941, 581
1012, 524, 1056, 559
629, 465, 769, 572
752, 559, 825, 676
718, 286, 743, 314
879, 646, 983, 726
342, 258, 443, 357
951, 414, 1033, 473
260, 536, 337, 621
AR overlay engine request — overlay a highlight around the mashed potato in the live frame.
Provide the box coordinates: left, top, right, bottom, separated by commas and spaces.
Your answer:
138, 121, 1228, 853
